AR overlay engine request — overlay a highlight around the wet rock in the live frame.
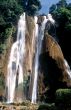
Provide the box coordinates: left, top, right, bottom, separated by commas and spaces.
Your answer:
39, 32, 71, 97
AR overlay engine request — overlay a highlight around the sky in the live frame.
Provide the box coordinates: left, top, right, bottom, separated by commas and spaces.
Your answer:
39, 0, 71, 14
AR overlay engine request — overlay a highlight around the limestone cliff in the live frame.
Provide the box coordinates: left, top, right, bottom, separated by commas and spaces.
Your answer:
0, 15, 35, 100
39, 32, 71, 100
0, 29, 13, 98
25, 15, 35, 74
0, 14, 71, 102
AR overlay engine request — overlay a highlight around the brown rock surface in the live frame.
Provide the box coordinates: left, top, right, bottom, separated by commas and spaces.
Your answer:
0, 101, 38, 110
0, 31, 13, 98
39, 32, 71, 94
24, 15, 35, 74
0, 36, 13, 77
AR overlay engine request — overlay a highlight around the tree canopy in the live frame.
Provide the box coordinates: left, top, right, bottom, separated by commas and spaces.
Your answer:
23, 0, 41, 15
49, 0, 71, 36
0, 0, 41, 54
49, 0, 71, 65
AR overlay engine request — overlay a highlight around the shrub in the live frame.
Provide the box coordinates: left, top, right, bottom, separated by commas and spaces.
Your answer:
0, 44, 5, 54
55, 89, 71, 109
38, 103, 56, 110
0, 72, 5, 91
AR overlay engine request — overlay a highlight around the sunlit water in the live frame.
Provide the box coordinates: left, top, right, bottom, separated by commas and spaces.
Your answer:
31, 16, 48, 103
6, 13, 69, 104
64, 59, 71, 78
7, 13, 26, 103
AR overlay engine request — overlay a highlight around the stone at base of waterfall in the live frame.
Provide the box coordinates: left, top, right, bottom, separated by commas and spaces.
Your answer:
14, 83, 24, 102
0, 101, 38, 110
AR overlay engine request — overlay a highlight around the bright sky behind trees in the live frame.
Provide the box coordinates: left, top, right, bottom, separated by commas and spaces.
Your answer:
39, 0, 71, 14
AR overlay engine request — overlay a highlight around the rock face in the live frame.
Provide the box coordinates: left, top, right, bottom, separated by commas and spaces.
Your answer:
0, 14, 71, 103
13, 15, 35, 101
0, 36, 13, 77
25, 15, 35, 74
0, 31, 13, 100
23, 15, 35, 100
45, 20, 56, 38
0, 15, 35, 101
0, 101, 38, 110
39, 32, 71, 101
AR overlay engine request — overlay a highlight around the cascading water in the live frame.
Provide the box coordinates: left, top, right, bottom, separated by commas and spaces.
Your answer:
47, 14, 55, 24
7, 13, 26, 103
64, 59, 71, 78
6, 12, 61, 104
47, 14, 71, 79
31, 16, 48, 103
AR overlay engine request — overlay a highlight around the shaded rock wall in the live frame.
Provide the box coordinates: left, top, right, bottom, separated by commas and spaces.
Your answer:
39, 32, 71, 101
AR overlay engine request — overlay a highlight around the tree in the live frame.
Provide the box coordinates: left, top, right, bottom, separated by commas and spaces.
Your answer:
57, 0, 67, 8
49, 0, 71, 66
23, 0, 41, 15
49, 4, 56, 14
0, 0, 24, 54
0, 0, 41, 54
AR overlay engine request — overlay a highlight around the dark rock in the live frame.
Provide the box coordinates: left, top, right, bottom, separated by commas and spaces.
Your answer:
39, 32, 71, 102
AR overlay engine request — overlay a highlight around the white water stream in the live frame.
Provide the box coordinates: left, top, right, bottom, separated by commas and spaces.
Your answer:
31, 16, 48, 103
6, 12, 71, 104
7, 13, 26, 103
64, 59, 71, 78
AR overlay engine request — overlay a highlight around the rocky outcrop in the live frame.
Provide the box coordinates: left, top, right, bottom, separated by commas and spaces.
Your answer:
0, 29, 13, 99
23, 15, 36, 100
0, 33, 13, 77
39, 32, 71, 98
0, 101, 38, 110
24, 15, 35, 74
0, 14, 71, 103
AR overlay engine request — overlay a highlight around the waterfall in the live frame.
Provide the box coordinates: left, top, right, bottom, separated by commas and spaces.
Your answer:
47, 14, 55, 24
7, 13, 26, 103
64, 59, 71, 78
6, 12, 63, 104
31, 16, 48, 103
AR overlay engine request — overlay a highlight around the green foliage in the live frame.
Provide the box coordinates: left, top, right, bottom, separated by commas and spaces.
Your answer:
0, 44, 5, 54
0, 73, 5, 90
5, 28, 12, 38
23, 0, 41, 16
38, 89, 71, 110
0, 27, 13, 54
0, 0, 41, 54
38, 103, 56, 110
49, 0, 71, 34
57, 0, 67, 8
0, 0, 24, 54
49, 5, 56, 14
0, 15, 6, 25
0, 0, 24, 25
55, 89, 71, 109
49, 0, 71, 66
